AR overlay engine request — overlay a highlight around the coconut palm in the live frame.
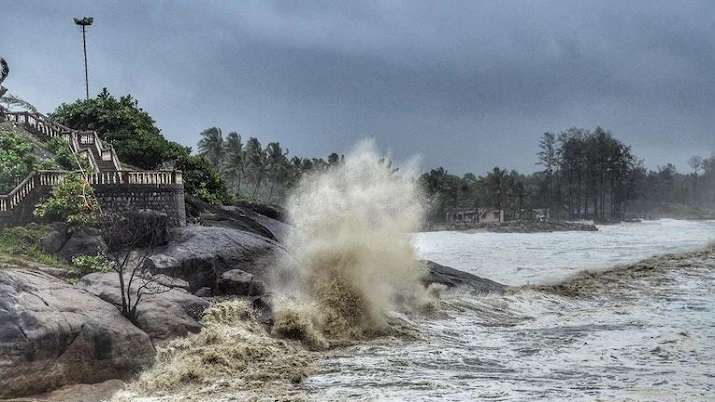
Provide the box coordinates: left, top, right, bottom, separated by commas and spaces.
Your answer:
197, 127, 224, 168
222, 131, 244, 196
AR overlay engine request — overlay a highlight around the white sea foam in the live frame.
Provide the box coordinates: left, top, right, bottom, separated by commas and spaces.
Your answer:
305, 220, 715, 401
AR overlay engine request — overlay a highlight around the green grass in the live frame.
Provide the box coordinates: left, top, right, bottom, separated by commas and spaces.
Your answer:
0, 225, 67, 268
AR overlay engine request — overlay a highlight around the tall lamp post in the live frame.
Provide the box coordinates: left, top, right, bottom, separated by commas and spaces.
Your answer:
74, 17, 94, 100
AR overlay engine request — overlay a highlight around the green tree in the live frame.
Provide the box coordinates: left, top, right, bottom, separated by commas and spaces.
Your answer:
0, 130, 35, 192
174, 154, 232, 205
51, 88, 189, 169
197, 127, 224, 169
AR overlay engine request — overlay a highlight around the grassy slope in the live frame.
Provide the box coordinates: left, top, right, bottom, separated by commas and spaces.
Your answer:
0, 225, 68, 270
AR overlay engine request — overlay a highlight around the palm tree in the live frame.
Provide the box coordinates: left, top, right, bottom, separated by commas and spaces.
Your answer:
223, 131, 244, 196
197, 127, 224, 168
244, 137, 265, 200
264, 142, 289, 202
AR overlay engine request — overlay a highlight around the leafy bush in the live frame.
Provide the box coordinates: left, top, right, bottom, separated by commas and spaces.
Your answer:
72, 255, 111, 276
175, 154, 233, 205
34, 174, 100, 226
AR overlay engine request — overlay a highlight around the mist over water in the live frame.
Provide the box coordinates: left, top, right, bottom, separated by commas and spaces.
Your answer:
272, 140, 436, 344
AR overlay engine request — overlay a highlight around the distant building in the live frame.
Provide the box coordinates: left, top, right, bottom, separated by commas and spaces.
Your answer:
445, 207, 504, 225
533, 208, 550, 222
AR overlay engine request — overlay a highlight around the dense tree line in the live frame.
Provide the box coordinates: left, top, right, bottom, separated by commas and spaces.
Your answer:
196, 127, 343, 204
421, 127, 715, 223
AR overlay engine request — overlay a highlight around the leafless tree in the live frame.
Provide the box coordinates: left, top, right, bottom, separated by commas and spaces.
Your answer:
97, 211, 171, 322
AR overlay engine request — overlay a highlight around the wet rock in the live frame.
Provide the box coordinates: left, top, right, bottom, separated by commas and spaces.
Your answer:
0, 270, 155, 399
185, 196, 285, 242
18, 379, 125, 402
194, 287, 213, 297
218, 268, 266, 296
251, 294, 274, 326
144, 225, 288, 292
421, 260, 506, 294
77, 272, 210, 343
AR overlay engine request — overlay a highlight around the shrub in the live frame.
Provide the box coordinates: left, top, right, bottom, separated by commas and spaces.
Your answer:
34, 174, 100, 226
175, 154, 233, 205
71, 255, 111, 276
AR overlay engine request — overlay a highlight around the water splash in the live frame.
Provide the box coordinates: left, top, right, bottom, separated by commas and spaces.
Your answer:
272, 140, 435, 345
114, 300, 313, 401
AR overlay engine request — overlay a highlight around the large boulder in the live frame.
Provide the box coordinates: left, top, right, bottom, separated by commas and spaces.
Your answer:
218, 268, 266, 296
77, 272, 209, 343
421, 260, 506, 294
144, 226, 289, 292
0, 270, 155, 399
39, 223, 70, 254
58, 227, 106, 262
185, 196, 287, 242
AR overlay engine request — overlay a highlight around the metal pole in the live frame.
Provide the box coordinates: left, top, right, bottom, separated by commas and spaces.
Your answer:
82, 25, 89, 100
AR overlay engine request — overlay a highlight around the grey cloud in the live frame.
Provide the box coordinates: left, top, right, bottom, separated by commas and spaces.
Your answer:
1, 0, 713, 174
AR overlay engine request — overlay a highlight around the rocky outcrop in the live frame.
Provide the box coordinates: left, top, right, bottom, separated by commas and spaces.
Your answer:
0, 269, 155, 399
39, 224, 107, 262
77, 272, 209, 343
422, 260, 506, 294
485, 221, 597, 233
218, 268, 266, 296
144, 225, 289, 292
185, 196, 288, 242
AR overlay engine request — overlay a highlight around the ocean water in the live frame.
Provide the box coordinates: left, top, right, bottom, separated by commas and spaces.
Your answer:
304, 219, 715, 401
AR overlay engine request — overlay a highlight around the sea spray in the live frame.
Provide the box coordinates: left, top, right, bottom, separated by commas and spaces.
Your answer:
271, 140, 437, 344
114, 300, 313, 401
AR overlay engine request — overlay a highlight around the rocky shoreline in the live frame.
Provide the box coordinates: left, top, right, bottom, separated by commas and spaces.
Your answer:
0, 202, 506, 401
429, 220, 598, 233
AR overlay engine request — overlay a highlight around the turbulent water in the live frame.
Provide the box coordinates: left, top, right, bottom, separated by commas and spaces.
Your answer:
116, 142, 715, 402
304, 219, 715, 401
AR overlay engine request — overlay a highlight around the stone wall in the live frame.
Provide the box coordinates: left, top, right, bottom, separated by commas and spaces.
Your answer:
0, 184, 186, 227
93, 184, 186, 227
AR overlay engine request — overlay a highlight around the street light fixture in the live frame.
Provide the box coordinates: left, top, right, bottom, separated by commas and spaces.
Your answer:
74, 16, 94, 100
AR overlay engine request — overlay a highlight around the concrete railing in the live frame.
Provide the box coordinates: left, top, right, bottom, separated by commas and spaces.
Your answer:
0, 170, 183, 213
2, 111, 119, 171
0, 172, 36, 212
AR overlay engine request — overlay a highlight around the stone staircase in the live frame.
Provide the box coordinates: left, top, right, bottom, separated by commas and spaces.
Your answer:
1, 111, 122, 172
0, 109, 184, 226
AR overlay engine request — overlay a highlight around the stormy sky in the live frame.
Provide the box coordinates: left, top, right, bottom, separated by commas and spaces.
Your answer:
2, 1, 714, 174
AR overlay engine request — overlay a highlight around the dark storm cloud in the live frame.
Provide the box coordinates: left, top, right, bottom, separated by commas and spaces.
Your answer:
2, 1, 714, 173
